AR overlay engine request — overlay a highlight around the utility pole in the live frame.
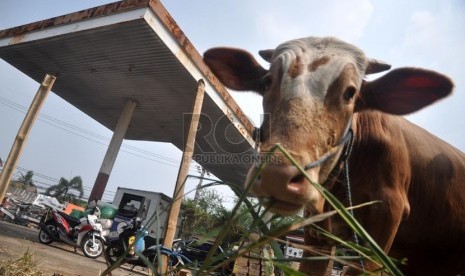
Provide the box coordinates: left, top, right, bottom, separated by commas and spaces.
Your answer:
193, 165, 206, 203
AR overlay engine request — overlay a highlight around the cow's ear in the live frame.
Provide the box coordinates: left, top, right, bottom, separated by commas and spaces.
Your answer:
203, 48, 268, 94
204, 47, 268, 94
355, 68, 453, 115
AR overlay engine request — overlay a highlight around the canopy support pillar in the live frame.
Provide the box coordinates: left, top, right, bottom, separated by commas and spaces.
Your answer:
0, 74, 56, 202
161, 80, 205, 272
88, 99, 137, 202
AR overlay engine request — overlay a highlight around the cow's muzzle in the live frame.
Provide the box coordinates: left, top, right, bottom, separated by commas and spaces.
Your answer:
246, 163, 322, 215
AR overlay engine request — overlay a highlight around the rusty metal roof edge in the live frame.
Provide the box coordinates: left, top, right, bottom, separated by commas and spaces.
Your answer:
0, 0, 151, 39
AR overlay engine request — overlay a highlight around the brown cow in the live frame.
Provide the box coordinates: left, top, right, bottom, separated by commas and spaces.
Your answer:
204, 37, 465, 275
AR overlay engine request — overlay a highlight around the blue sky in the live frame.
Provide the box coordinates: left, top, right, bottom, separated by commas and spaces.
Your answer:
0, 0, 464, 204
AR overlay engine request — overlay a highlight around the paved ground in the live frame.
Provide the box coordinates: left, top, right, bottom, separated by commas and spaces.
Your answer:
0, 220, 148, 276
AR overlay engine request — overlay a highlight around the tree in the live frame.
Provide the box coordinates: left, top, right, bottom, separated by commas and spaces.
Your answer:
45, 176, 84, 203
180, 188, 229, 239
180, 188, 270, 246
18, 170, 35, 187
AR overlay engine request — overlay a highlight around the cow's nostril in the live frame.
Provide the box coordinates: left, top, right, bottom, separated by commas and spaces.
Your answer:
290, 173, 305, 184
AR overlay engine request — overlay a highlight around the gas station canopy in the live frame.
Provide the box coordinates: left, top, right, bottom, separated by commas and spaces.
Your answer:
0, 0, 256, 186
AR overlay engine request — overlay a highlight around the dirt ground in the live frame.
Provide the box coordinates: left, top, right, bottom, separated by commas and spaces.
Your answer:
0, 220, 148, 276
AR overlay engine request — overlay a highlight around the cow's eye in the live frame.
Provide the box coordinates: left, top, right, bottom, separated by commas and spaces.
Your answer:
343, 86, 357, 102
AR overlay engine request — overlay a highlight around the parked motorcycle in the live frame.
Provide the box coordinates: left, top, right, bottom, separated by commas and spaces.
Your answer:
38, 206, 106, 258
105, 217, 182, 272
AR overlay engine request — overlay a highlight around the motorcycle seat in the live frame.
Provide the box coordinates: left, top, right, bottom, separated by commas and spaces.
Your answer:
58, 210, 82, 228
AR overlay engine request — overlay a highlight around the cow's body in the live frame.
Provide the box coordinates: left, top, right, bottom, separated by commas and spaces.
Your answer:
203, 37, 465, 275
328, 111, 465, 275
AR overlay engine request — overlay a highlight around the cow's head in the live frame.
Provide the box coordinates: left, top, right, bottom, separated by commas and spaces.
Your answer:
204, 37, 453, 216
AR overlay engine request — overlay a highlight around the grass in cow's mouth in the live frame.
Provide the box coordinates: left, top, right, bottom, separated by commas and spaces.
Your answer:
266, 144, 403, 275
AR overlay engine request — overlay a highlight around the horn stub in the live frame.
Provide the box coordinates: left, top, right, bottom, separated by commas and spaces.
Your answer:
366, 58, 391, 74
259, 49, 274, 63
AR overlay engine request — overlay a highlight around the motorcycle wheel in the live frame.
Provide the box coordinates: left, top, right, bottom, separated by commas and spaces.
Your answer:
81, 235, 104, 259
105, 244, 124, 265
38, 223, 57, 245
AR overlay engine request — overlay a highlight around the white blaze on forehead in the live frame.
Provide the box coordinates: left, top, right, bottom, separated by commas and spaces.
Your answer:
272, 37, 367, 101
